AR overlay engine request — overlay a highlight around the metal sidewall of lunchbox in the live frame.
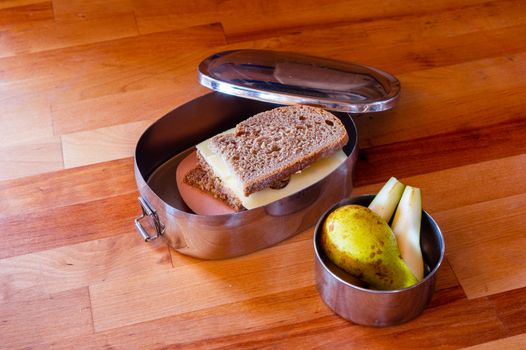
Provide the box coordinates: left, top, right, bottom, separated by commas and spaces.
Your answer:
134, 92, 359, 259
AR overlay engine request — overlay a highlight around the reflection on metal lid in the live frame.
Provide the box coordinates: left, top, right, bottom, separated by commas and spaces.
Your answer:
198, 50, 400, 113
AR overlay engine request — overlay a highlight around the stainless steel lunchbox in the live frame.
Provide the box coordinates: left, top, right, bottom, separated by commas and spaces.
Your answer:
134, 50, 400, 259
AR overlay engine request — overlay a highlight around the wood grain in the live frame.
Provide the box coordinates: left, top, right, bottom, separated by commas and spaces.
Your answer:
1, 0, 526, 348
354, 117, 526, 187
489, 287, 526, 337
353, 53, 526, 148
354, 154, 526, 213
51, 85, 209, 135
0, 96, 53, 147
0, 24, 224, 101
0, 288, 93, 349
61, 120, 153, 168
0, 232, 170, 302
234, 296, 506, 349
89, 235, 316, 331
38, 286, 335, 349
32, 262, 461, 349
0, 158, 135, 218
0, 135, 63, 181
0, 0, 48, 11
462, 334, 526, 350
0, 13, 138, 58
0, 2, 53, 27
0, 192, 139, 259
437, 193, 526, 299
134, 0, 496, 40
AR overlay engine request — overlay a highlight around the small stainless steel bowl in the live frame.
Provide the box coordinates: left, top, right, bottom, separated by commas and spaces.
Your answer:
313, 194, 445, 327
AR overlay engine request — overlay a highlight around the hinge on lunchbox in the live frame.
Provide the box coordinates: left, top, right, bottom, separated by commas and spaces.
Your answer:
135, 196, 165, 242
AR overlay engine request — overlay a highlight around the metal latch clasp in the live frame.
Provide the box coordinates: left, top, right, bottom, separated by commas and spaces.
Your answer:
135, 197, 165, 242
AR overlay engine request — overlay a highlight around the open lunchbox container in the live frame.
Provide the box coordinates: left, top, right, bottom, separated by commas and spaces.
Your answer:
134, 49, 400, 259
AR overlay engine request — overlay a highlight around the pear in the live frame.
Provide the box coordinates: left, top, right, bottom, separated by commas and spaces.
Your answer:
321, 204, 418, 290
368, 176, 405, 222
391, 186, 424, 281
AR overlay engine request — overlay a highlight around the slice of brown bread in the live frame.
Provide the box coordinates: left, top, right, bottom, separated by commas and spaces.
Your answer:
184, 163, 245, 212
209, 105, 348, 196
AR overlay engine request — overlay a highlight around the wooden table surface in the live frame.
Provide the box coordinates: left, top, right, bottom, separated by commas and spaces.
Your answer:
1, 1, 526, 349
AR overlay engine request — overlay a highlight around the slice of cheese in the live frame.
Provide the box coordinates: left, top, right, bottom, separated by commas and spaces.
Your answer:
196, 129, 347, 210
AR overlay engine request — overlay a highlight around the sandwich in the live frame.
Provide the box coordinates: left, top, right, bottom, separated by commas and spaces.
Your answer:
183, 105, 349, 212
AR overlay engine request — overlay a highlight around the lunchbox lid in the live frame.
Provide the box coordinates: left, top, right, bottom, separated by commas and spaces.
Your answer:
198, 49, 400, 113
